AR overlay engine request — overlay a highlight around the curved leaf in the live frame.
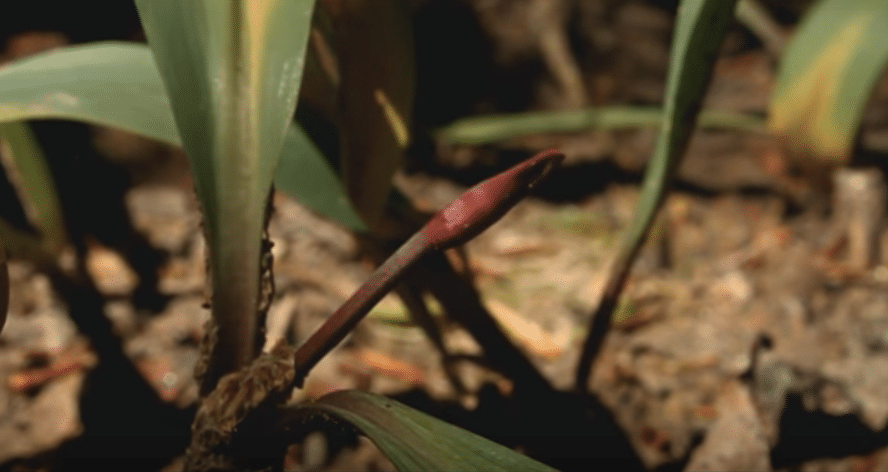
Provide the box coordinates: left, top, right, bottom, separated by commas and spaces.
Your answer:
327, 0, 415, 228
769, 0, 888, 164
576, 0, 739, 391
276, 125, 367, 231
0, 122, 66, 255
303, 390, 558, 472
435, 107, 766, 145
0, 42, 363, 232
0, 42, 178, 144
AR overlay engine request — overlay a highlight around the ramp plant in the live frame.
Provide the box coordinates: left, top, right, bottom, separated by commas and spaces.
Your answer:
133, 0, 558, 470
0, 0, 808, 469
0, 18, 558, 472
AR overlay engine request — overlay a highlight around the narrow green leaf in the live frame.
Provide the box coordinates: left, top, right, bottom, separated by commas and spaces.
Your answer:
0, 42, 178, 144
576, 0, 739, 391
0, 217, 43, 261
632, 0, 741, 238
0, 247, 6, 333
330, 0, 415, 228
0, 122, 67, 254
134, 0, 315, 385
0, 42, 363, 231
769, 0, 888, 164
303, 390, 558, 472
435, 107, 766, 145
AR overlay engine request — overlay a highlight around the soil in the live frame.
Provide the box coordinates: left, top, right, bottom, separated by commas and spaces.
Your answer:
4, 1, 888, 471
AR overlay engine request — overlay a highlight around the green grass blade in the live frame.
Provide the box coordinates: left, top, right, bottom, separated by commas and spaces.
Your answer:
435, 107, 766, 145
302, 390, 559, 472
134, 0, 315, 386
575, 0, 739, 392
769, 0, 888, 164
0, 122, 66, 254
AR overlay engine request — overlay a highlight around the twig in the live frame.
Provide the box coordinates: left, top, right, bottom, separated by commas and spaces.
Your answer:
7, 341, 97, 393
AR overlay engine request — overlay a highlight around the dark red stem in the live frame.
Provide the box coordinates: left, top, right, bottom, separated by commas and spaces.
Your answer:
292, 232, 429, 386
291, 150, 564, 388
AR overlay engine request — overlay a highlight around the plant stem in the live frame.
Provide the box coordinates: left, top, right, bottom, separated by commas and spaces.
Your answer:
292, 232, 430, 386
292, 150, 565, 387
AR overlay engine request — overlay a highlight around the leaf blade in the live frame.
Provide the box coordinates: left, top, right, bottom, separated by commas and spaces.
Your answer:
0, 122, 66, 254
434, 107, 766, 145
304, 390, 558, 472
0, 42, 362, 231
276, 125, 367, 231
769, 0, 888, 163
330, 0, 415, 228
0, 42, 179, 145
134, 0, 316, 386
576, 0, 740, 391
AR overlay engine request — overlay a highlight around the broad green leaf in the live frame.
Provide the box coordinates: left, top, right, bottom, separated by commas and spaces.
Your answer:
303, 390, 558, 472
0, 42, 363, 231
0, 122, 66, 254
576, 0, 739, 391
435, 107, 765, 145
769, 0, 888, 164
326, 0, 415, 228
276, 125, 367, 231
0, 43, 179, 144
134, 0, 315, 385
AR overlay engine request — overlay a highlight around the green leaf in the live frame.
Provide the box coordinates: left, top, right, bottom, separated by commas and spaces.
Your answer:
610, 0, 742, 283
0, 247, 6, 333
303, 390, 558, 472
0, 122, 67, 254
621, 0, 741, 291
276, 125, 367, 231
327, 0, 415, 228
134, 0, 315, 383
435, 107, 766, 145
0, 42, 179, 144
576, 0, 739, 391
769, 0, 888, 164
0, 42, 363, 232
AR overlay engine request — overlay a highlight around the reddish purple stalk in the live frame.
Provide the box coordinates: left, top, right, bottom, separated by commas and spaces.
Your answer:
292, 150, 564, 387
